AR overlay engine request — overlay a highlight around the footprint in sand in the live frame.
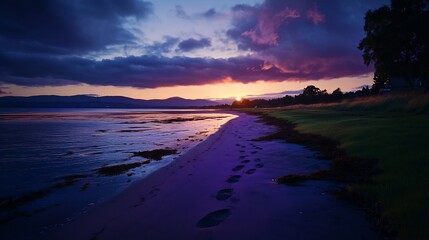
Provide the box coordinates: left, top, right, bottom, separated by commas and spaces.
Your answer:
255, 163, 264, 168
245, 169, 256, 174
232, 165, 245, 172
241, 160, 250, 163
254, 158, 261, 162
196, 209, 231, 228
130, 197, 146, 208
239, 156, 246, 159
215, 189, 234, 201
226, 175, 241, 183
251, 151, 258, 154
239, 150, 245, 153
149, 187, 160, 196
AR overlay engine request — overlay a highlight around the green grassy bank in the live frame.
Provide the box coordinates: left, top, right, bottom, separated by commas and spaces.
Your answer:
254, 93, 429, 239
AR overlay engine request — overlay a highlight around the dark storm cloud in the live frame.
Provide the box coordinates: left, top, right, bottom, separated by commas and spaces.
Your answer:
0, 0, 390, 89
0, 0, 153, 55
177, 38, 211, 52
227, 0, 389, 77
0, 51, 373, 88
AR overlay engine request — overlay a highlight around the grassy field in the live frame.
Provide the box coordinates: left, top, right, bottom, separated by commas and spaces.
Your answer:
255, 93, 429, 239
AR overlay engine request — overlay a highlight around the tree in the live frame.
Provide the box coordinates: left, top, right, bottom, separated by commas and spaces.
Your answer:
302, 85, 327, 96
231, 98, 251, 108
331, 88, 343, 101
358, 0, 429, 90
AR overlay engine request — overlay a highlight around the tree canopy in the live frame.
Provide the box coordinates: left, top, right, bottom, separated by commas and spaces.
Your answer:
230, 85, 371, 108
358, 0, 429, 90
302, 85, 327, 96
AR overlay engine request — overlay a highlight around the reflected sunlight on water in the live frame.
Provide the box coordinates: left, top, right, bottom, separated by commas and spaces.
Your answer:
0, 109, 236, 236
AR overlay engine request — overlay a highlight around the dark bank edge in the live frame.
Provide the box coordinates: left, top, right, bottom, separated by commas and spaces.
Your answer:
245, 110, 394, 239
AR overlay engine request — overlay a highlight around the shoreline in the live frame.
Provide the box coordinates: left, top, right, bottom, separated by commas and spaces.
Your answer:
50, 112, 380, 240
0, 109, 236, 239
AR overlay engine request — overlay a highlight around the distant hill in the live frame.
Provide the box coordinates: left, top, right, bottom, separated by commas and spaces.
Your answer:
0, 95, 219, 108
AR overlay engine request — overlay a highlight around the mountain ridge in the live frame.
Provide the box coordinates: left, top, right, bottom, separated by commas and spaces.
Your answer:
0, 95, 219, 108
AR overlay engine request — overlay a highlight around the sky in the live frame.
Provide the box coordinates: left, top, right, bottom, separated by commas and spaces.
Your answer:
0, 0, 389, 100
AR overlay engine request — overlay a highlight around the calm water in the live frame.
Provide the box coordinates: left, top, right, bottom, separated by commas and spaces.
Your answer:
0, 109, 236, 238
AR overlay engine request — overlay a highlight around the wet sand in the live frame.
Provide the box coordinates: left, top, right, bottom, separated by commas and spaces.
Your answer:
52, 113, 379, 240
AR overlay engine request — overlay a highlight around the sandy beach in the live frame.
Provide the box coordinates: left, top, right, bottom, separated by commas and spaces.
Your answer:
52, 112, 379, 240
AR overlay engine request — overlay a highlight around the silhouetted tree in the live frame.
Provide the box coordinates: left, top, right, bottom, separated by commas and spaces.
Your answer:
331, 88, 343, 101
231, 98, 251, 108
303, 85, 327, 96
229, 85, 376, 108
359, 0, 429, 90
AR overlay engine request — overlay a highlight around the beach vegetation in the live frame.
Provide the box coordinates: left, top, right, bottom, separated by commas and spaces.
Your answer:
250, 93, 429, 239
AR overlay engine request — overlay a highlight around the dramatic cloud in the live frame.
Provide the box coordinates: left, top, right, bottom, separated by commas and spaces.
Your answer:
0, 0, 389, 90
0, 51, 373, 88
241, 7, 300, 46
227, 0, 389, 76
0, 53, 285, 88
0, 0, 153, 55
177, 38, 211, 52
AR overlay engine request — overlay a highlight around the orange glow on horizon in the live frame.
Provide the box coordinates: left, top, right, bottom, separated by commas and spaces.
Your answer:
2, 74, 373, 100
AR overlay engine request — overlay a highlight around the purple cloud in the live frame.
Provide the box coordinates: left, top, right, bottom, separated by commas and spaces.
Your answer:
306, 8, 325, 24
177, 38, 211, 52
0, 50, 377, 89
0, 0, 390, 90
227, 0, 389, 77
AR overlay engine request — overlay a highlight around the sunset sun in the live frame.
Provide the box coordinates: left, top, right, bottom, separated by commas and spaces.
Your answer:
236, 97, 242, 101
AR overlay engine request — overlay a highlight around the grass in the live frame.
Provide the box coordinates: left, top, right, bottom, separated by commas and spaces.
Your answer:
252, 92, 429, 239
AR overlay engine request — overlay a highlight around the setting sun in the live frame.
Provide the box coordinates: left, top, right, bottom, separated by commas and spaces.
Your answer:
236, 97, 242, 101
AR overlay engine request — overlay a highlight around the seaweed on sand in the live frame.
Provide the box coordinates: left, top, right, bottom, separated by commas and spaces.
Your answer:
97, 160, 151, 176
132, 149, 178, 160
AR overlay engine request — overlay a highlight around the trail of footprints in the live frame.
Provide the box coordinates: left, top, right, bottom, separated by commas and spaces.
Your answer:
196, 133, 265, 229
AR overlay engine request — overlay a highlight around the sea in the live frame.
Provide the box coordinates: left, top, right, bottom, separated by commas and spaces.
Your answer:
0, 108, 237, 238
